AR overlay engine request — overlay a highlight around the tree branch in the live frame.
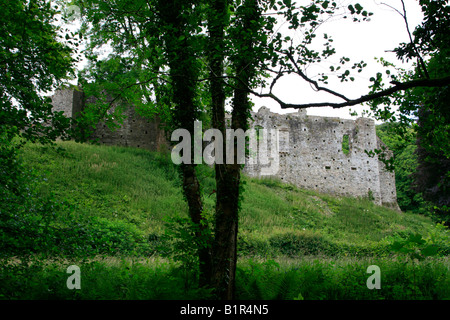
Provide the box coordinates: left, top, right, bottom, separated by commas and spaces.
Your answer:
381, 0, 429, 78
285, 51, 351, 102
251, 75, 450, 109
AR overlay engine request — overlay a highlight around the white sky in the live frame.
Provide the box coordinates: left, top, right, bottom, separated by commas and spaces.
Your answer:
250, 0, 424, 120
65, 0, 424, 122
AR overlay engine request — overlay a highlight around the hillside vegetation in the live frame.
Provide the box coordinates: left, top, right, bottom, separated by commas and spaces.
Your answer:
1, 141, 449, 299
16, 141, 443, 257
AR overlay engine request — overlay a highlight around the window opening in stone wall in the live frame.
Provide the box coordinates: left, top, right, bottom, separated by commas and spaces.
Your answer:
255, 125, 264, 141
342, 134, 350, 155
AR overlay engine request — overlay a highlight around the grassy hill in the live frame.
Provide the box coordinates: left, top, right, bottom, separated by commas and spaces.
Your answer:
1, 140, 449, 300
17, 141, 442, 257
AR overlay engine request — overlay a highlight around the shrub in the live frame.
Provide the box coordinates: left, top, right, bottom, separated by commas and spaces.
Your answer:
269, 231, 336, 257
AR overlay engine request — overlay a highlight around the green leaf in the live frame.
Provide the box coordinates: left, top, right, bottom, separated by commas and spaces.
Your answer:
408, 233, 426, 245
391, 241, 404, 251
348, 5, 355, 14
422, 245, 439, 257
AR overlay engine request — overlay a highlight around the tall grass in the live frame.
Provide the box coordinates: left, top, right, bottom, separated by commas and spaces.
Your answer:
1, 256, 448, 300
17, 140, 445, 259
1, 140, 447, 300
236, 256, 450, 300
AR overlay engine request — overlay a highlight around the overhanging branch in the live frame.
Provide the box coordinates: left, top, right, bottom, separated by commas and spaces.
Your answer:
286, 52, 351, 102
251, 75, 450, 109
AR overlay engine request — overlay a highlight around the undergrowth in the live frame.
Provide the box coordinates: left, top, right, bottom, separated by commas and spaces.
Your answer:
1, 141, 448, 300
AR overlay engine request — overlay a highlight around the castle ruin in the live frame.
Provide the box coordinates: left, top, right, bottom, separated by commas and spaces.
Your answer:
51, 88, 400, 210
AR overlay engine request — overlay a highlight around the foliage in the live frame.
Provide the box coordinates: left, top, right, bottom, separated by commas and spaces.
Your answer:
1, 256, 448, 300
366, 1, 450, 223
0, 0, 79, 260
0, 0, 76, 144
386, 223, 450, 260
414, 92, 450, 223
0, 258, 213, 300
236, 257, 450, 300
376, 122, 429, 215
341, 134, 350, 155
2, 140, 449, 300
10, 140, 442, 260
0, 141, 169, 259
4, 0, 448, 299
160, 214, 213, 290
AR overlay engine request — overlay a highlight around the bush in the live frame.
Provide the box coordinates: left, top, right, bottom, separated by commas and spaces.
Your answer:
269, 231, 336, 257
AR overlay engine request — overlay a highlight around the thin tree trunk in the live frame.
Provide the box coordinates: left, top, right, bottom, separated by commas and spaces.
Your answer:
157, 0, 212, 288
206, 0, 241, 299
210, 0, 260, 299
180, 164, 212, 288
212, 163, 241, 299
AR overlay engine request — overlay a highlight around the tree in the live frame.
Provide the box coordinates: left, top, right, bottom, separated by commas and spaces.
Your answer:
155, 0, 213, 288
0, 0, 77, 259
208, 0, 274, 298
412, 53, 450, 223
376, 122, 428, 215
368, 1, 450, 223
1, 0, 76, 202
75, 0, 450, 299
0, 0, 76, 145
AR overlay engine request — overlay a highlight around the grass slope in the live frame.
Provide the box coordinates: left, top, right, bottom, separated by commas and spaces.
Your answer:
1, 140, 449, 300
19, 140, 440, 258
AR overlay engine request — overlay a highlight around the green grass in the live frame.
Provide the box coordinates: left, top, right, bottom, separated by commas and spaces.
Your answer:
236, 256, 450, 300
1, 256, 448, 300
24, 142, 186, 235
16, 140, 446, 258
1, 140, 448, 300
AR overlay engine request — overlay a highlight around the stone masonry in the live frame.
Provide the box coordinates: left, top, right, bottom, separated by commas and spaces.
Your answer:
243, 107, 399, 210
51, 88, 168, 152
51, 89, 400, 210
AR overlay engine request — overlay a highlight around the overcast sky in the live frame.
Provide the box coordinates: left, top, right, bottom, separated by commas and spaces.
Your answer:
66, 0, 424, 122
250, 0, 424, 120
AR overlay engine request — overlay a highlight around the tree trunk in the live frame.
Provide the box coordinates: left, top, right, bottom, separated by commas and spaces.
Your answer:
211, 163, 241, 299
157, 0, 212, 288
180, 164, 213, 288
206, 0, 241, 299
208, 0, 260, 299
158, 0, 260, 298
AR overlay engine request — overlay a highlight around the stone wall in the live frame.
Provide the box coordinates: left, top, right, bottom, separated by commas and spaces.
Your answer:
51, 89, 400, 210
243, 106, 399, 209
51, 89, 168, 152
376, 136, 398, 209
51, 88, 84, 119
89, 106, 168, 152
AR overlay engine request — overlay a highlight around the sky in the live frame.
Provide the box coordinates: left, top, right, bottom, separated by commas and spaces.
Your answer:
64, 0, 424, 122
250, 0, 424, 120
